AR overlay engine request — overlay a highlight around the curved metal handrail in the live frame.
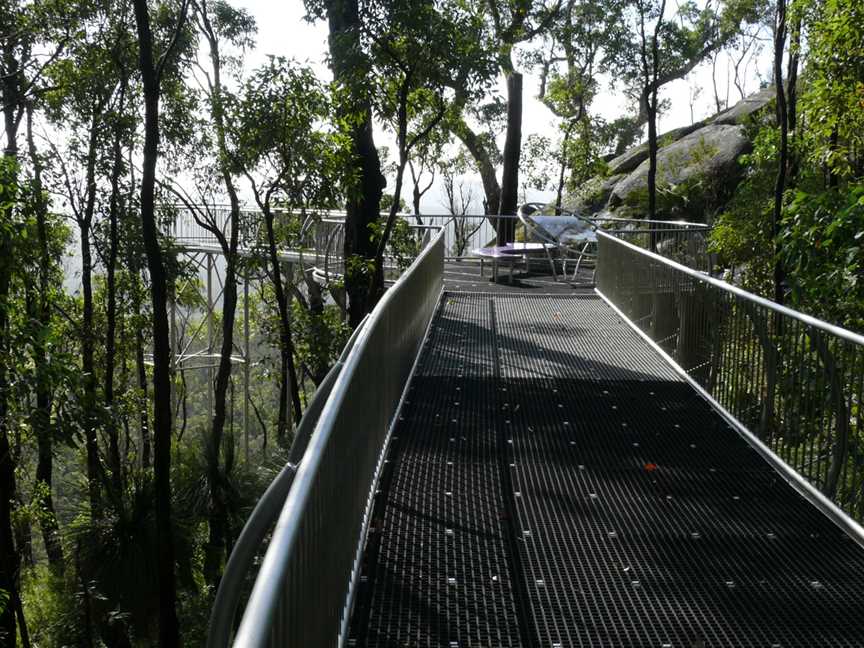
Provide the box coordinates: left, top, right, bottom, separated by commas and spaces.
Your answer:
597, 230, 864, 346
589, 215, 710, 229
206, 317, 369, 648
229, 227, 444, 647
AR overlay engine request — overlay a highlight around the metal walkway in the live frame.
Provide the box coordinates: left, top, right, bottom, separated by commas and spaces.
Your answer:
347, 292, 864, 647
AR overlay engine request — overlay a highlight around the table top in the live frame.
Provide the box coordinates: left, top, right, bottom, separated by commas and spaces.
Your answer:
472, 242, 550, 258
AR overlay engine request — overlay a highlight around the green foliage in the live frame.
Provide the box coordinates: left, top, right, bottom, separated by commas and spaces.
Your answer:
799, 0, 864, 179
20, 565, 84, 646
369, 217, 421, 272
521, 134, 555, 192
380, 193, 408, 214
233, 57, 347, 210
780, 185, 864, 330
709, 123, 777, 293
292, 300, 351, 382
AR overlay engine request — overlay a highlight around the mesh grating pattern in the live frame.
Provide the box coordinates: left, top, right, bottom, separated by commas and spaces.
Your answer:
349, 292, 864, 647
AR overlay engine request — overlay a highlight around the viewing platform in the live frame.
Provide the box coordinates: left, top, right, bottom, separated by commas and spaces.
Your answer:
210, 221, 864, 648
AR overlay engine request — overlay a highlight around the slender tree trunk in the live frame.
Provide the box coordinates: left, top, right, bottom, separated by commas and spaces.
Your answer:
0, 355, 18, 645
198, 3, 244, 584
80, 112, 103, 517
498, 72, 523, 242
0, 46, 22, 644
786, 14, 802, 183
373, 79, 412, 297
126, 156, 152, 470
204, 246, 237, 585
650, 0, 666, 222
412, 172, 422, 216
131, 1, 181, 643
135, 303, 151, 469
26, 105, 63, 569
555, 121, 575, 214
325, 0, 385, 328
772, 0, 788, 305
646, 100, 658, 220
105, 82, 128, 497
637, 0, 666, 224
452, 117, 501, 217
262, 208, 302, 444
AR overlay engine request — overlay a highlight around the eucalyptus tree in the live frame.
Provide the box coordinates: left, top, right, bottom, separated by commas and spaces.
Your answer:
233, 58, 344, 445
22, 102, 66, 572
43, 5, 138, 513
0, 0, 71, 640
98, 14, 140, 496
533, 0, 627, 209
607, 0, 763, 219
305, 0, 385, 328
440, 0, 556, 237
131, 0, 191, 644
439, 150, 484, 256
485, 0, 562, 235
173, 0, 257, 587
771, 0, 788, 302
634, 0, 666, 220
364, 0, 488, 294
407, 132, 446, 217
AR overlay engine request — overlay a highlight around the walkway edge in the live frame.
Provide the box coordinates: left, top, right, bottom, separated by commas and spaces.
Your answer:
595, 287, 864, 551
338, 287, 446, 648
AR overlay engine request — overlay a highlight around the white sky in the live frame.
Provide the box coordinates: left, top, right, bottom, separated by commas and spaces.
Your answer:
233, 0, 773, 213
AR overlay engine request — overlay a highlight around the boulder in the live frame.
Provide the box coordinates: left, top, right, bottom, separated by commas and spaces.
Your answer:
550, 89, 772, 221
711, 86, 774, 125
562, 173, 626, 214
608, 124, 751, 209
605, 120, 707, 176
606, 143, 649, 176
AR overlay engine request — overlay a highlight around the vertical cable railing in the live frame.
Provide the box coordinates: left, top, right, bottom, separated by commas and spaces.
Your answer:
227, 228, 444, 647
596, 232, 864, 526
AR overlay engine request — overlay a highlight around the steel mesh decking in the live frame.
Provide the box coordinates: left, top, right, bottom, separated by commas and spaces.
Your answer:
348, 292, 864, 647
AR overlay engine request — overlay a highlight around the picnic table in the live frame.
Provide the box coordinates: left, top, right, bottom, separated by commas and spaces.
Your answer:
471, 242, 550, 283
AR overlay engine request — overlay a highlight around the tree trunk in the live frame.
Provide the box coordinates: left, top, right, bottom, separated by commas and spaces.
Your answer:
646, 99, 658, 221
26, 104, 64, 569
412, 177, 421, 216
786, 14, 802, 183
498, 72, 523, 243
0, 47, 22, 643
325, 0, 385, 328
647, 1, 665, 222
204, 253, 237, 585
451, 116, 501, 217
555, 121, 575, 214
131, 0, 181, 644
772, 0, 788, 305
135, 304, 151, 469
263, 208, 302, 445
80, 113, 103, 517
0, 359, 19, 644
198, 4, 245, 584
0, 181, 18, 646
104, 84, 127, 497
